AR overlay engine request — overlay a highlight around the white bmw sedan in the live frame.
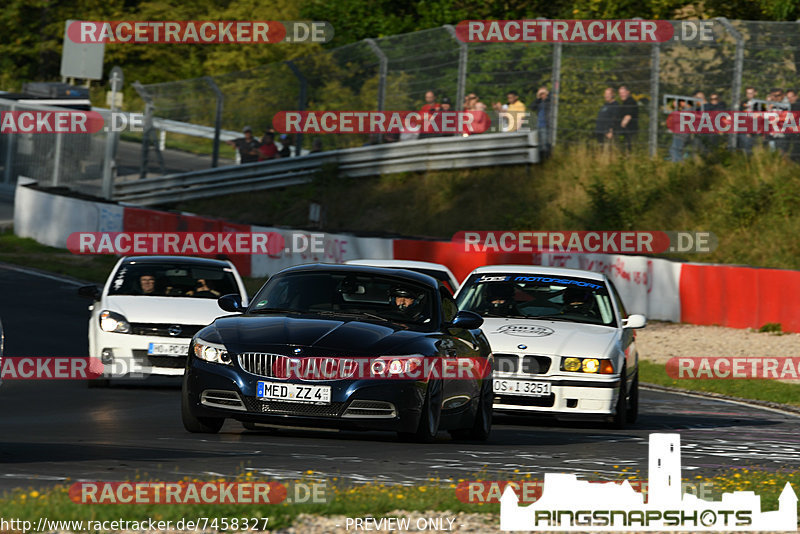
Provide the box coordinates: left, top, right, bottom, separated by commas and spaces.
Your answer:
455, 265, 645, 428
79, 256, 248, 379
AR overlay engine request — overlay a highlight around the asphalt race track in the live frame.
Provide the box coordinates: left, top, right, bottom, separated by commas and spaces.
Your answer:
1, 263, 799, 492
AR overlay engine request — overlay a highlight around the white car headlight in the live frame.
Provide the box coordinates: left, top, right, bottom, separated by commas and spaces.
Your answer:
193, 338, 232, 365
99, 310, 130, 333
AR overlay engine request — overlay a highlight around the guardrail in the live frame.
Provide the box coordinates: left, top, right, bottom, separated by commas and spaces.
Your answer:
113, 131, 539, 205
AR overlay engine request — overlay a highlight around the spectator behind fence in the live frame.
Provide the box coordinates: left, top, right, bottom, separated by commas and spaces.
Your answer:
258, 131, 279, 161
595, 87, 618, 145
421, 90, 440, 114
435, 97, 454, 137
706, 92, 727, 149
739, 87, 764, 154
462, 93, 490, 136
227, 126, 260, 163
618, 85, 638, 150
692, 91, 710, 154
278, 134, 292, 157
787, 90, 800, 159
533, 86, 551, 157
767, 87, 788, 153
668, 99, 693, 162
310, 138, 323, 153
493, 90, 527, 132
419, 89, 442, 139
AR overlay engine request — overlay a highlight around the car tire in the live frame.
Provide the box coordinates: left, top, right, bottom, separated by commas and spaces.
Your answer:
181, 385, 224, 434
398, 379, 442, 443
450, 373, 492, 441
626, 371, 639, 424
609, 368, 628, 430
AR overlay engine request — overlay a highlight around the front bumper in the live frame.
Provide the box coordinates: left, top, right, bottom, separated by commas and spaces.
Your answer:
184, 358, 428, 433
92, 330, 190, 377
492, 373, 620, 419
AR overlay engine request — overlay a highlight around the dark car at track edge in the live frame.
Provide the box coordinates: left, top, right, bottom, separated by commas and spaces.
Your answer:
182, 264, 493, 442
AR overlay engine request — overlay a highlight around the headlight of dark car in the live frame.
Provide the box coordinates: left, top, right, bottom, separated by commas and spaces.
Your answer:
99, 310, 131, 333
193, 338, 232, 366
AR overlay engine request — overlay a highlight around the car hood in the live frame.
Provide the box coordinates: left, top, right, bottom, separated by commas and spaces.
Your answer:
211, 315, 426, 356
104, 296, 229, 325
479, 317, 617, 358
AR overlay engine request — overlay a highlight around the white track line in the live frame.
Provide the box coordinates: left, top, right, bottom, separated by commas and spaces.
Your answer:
0, 262, 87, 286
642, 384, 800, 418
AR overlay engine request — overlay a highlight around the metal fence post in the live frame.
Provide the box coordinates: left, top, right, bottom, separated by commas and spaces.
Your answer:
443, 25, 468, 110
649, 44, 661, 157
365, 39, 387, 112
286, 61, 307, 157
102, 66, 123, 199
204, 76, 224, 167
51, 132, 63, 187
717, 17, 743, 150
133, 81, 164, 178
550, 42, 562, 148
3, 104, 16, 186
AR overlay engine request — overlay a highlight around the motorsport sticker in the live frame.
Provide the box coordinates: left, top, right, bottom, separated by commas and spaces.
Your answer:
494, 324, 555, 337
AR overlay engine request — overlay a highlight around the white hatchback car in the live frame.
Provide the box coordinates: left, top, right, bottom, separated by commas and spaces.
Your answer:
79, 256, 248, 378
455, 265, 645, 428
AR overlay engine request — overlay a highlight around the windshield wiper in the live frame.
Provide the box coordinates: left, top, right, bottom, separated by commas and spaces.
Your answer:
528, 314, 575, 322
313, 310, 395, 324
249, 308, 303, 314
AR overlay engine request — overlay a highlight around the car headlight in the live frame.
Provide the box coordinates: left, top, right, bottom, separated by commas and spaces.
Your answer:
561, 357, 614, 374
193, 338, 232, 365
371, 355, 424, 376
99, 310, 130, 333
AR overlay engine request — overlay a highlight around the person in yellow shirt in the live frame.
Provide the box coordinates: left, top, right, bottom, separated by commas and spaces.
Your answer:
493, 91, 527, 132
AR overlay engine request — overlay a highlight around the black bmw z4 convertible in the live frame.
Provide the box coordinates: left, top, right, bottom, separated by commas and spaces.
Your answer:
182, 264, 493, 442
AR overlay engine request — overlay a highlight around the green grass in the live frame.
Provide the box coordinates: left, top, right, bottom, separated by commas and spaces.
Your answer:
640, 359, 800, 406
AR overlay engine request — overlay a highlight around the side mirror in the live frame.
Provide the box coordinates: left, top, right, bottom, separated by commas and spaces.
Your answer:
450, 310, 483, 330
78, 285, 101, 301
623, 314, 647, 329
218, 294, 243, 313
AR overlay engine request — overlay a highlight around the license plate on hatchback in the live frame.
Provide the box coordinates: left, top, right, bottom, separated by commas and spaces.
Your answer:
147, 343, 188, 356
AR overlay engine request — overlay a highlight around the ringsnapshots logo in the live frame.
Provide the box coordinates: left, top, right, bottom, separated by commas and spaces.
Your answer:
500, 433, 797, 531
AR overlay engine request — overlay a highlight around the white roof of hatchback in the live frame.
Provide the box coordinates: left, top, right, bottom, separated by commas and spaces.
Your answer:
467, 264, 606, 282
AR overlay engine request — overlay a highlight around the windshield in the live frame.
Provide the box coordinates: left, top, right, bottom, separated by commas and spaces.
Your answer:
108, 261, 240, 298
456, 273, 616, 327
249, 272, 435, 327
